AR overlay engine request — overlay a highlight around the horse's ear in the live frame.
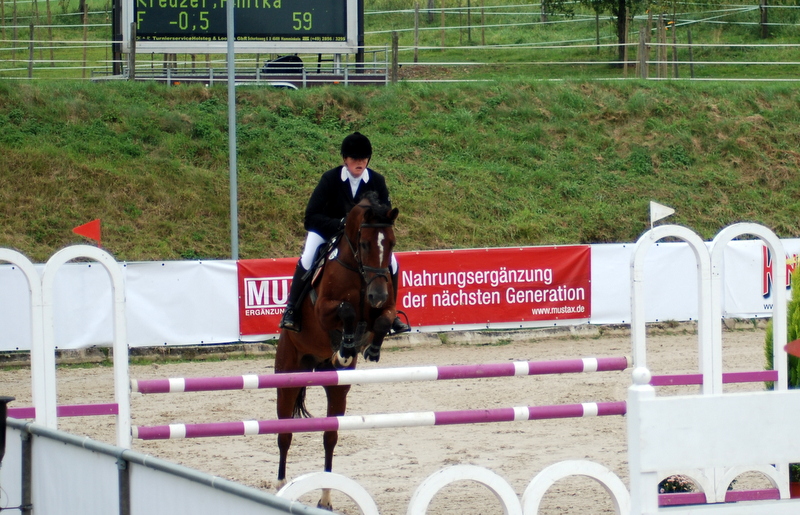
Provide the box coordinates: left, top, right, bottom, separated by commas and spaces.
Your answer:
388, 208, 399, 222
362, 206, 374, 223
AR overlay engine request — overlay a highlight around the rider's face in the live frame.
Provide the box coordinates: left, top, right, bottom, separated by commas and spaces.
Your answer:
344, 157, 369, 177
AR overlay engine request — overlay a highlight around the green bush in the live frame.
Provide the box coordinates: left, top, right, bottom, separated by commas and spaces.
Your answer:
764, 265, 800, 389
765, 265, 800, 484
659, 475, 695, 493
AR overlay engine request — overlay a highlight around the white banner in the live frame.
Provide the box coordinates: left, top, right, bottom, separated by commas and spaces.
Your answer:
125, 260, 239, 347
0, 238, 797, 351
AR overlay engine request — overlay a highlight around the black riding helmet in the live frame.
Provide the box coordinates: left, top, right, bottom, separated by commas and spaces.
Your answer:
341, 132, 372, 160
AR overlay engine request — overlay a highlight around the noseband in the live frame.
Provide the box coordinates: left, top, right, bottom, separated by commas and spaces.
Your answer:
337, 222, 394, 286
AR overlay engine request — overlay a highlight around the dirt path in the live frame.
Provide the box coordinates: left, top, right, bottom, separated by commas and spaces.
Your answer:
0, 325, 771, 514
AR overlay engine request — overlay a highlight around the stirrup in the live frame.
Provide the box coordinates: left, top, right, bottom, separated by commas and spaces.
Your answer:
390, 311, 411, 335
279, 308, 301, 332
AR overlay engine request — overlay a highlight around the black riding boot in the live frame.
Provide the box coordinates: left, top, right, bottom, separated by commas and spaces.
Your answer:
279, 262, 309, 332
390, 271, 411, 334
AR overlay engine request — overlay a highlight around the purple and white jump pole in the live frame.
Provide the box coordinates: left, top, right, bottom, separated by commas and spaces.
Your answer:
131, 355, 775, 395
131, 356, 631, 394
132, 400, 628, 440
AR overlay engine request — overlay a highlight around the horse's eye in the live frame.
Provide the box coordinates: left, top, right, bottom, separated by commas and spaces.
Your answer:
360, 242, 370, 251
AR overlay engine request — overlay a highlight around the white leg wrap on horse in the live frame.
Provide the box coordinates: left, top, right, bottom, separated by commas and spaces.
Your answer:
319, 489, 333, 509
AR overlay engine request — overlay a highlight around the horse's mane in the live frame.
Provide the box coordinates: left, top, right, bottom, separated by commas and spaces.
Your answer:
357, 191, 393, 224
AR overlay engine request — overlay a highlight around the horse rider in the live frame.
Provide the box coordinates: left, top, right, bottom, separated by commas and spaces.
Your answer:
279, 132, 411, 335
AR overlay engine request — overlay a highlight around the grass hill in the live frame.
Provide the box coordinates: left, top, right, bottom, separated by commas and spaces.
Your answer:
1, 79, 799, 264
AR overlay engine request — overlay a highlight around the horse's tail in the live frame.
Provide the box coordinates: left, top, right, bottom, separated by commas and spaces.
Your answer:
293, 387, 313, 418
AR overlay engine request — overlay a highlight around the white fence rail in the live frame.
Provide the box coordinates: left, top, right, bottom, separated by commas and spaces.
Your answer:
0, 1, 798, 81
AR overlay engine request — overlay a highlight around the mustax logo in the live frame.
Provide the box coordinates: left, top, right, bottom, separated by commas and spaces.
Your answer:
761, 246, 797, 298
244, 276, 291, 310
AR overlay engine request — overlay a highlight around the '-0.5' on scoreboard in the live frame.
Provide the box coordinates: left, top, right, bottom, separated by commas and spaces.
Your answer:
120, 0, 360, 54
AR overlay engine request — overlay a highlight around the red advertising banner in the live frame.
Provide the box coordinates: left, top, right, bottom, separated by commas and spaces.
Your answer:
396, 246, 591, 328
237, 257, 297, 336
238, 245, 591, 336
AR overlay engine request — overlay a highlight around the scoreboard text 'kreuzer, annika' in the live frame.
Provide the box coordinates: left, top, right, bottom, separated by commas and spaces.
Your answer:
136, 0, 284, 10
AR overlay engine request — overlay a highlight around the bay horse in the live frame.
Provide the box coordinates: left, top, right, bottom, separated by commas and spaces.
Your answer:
274, 191, 399, 510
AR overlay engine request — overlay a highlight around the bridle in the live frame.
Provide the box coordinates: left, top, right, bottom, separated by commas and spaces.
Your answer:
336, 221, 394, 287
329, 210, 396, 358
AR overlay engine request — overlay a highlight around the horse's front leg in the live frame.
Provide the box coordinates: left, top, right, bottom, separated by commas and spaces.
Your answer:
331, 301, 358, 368
318, 384, 351, 510
275, 386, 302, 488
362, 312, 393, 362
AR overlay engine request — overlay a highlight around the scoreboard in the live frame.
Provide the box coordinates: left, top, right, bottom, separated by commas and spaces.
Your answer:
121, 0, 359, 54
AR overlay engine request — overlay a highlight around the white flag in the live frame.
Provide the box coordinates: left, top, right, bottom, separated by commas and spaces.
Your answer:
650, 201, 675, 227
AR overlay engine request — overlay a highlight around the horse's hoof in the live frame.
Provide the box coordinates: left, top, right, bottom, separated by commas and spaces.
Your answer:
317, 501, 333, 511
333, 351, 353, 368
363, 346, 381, 362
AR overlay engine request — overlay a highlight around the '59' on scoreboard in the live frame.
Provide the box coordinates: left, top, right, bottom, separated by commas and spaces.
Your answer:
122, 0, 359, 54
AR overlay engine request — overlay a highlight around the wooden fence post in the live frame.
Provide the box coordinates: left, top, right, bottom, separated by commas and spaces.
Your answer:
12, 0, 17, 62
32, 0, 40, 62
672, 21, 678, 79
128, 22, 136, 80
656, 14, 664, 78
466, 0, 471, 43
638, 30, 648, 79
82, 0, 88, 78
440, 0, 445, 49
45, 0, 53, 65
645, 12, 652, 78
414, 2, 419, 63
458, 0, 462, 45
480, 0, 484, 46
27, 22, 33, 78
595, 11, 600, 53
623, 11, 629, 77
391, 31, 398, 84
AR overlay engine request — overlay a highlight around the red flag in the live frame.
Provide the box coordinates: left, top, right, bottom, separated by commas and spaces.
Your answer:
72, 219, 101, 246
786, 339, 800, 358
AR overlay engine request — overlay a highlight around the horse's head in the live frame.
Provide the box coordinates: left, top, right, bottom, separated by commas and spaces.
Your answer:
345, 191, 399, 309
